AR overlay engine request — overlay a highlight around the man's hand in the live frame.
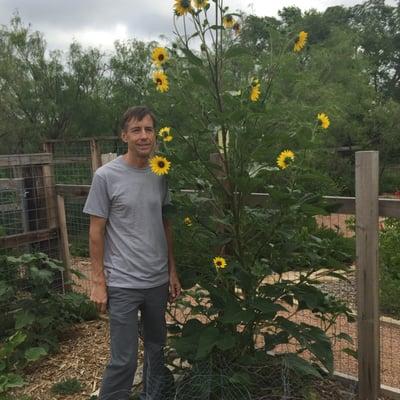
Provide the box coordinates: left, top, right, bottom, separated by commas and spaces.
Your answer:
91, 280, 108, 314
169, 271, 181, 302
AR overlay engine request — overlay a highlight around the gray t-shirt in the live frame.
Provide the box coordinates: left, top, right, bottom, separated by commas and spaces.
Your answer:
83, 155, 171, 289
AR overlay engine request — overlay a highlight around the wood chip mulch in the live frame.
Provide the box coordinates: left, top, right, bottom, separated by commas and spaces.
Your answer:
11, 319, 110, 400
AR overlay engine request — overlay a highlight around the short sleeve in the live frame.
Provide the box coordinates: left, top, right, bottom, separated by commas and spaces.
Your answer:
162, 178, 172, 215
83, 173, 110, 218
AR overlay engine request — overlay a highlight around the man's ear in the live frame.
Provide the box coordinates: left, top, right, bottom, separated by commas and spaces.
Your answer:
121, 130, 128, 143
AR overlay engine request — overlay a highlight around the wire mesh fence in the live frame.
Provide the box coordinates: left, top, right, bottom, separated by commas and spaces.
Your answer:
0, 154, 66, 354
2, 144, 400, 397
0, 154, 62, 262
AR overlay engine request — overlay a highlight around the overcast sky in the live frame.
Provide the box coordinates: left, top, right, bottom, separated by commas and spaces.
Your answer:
0, 0, 397, 52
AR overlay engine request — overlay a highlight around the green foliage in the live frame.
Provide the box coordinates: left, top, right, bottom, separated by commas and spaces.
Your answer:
0, 253, 98, 395
380, 218, 400, 317
51, 378, 82, 395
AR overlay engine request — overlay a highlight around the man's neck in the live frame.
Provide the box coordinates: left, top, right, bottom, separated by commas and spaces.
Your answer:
123, 153, 149, 169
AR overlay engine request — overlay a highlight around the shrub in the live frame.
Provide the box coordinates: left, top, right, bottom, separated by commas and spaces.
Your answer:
0, 252, 98, 395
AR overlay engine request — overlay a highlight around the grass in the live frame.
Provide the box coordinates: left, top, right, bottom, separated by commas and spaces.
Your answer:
51, 378, 82, 395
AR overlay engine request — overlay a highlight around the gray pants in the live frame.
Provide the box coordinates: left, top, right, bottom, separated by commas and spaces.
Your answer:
99, 283, 169, 400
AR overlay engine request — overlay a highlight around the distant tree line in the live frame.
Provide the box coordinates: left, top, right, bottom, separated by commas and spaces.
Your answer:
0, 0, 399, 194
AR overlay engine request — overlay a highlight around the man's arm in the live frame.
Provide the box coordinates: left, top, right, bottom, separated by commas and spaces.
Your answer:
89, 215, 108, 313
163, 217, 181, 302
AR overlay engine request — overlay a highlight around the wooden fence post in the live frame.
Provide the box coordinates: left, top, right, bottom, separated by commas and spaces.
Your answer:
42, 154, 58, 230
57, 194, 72, 291
356, 151, 380, 400
90, 139, 102, 173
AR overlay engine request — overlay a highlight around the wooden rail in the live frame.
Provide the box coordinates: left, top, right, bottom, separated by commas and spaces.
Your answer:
0, 153, 52, 167
54, 185, 400, 219
0, 228, 58, 248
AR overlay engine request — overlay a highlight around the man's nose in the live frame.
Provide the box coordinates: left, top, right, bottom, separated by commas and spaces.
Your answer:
138, 128, 149, 138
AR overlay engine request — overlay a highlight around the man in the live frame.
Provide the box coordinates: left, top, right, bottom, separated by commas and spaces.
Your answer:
83, 106, 181, 400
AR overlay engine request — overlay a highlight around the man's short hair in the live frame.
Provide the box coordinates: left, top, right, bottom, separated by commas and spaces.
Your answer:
120, 106, 156, 132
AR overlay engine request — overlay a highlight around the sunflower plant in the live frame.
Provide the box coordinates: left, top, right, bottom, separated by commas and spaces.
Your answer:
149, 0, 354, 390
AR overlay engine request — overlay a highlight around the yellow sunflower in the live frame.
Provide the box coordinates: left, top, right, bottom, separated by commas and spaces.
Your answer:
213, 256, 227, 269
317, 113, 330, 129
232, 22, 241, 35
149, 155, 171, 175
184, 217, 193, 226
151, 47, 169, 67
153, 70, 169, 93
158, 127, 173, 142
174, 0, 193, 16
294, 31, 308, 52
193, 0, 208, 10
277, 150, 295, 170
223, 15, 235, 29
250, 78, 261, 102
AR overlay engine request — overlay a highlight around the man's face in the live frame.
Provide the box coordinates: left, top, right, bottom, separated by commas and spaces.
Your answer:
121, 115, 156, 159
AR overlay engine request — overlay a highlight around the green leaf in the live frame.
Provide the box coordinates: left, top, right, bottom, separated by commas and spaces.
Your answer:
336, 332, 354, 344
15, 310, 35, 329
181, 48, 203, 66
29, 266, 53, 283
282, 353, 322, 378
46, 260, 64, 271
188, 68, 209, 88
264, 331, 289, 351
216, 333, 236, 351
229, 371, 252, 385
195, 326, 220, 359
0, 331, 27, 358
167, 323, 182, 334
182, 318, 203, 337
252, 297, 286, 318
342, 347, 357, 358
25, 347, 47, 362
0, 360, 5, 372
209, 25, 224, 30
0, 372, 25, 391
10, 331, 27, 346
225, 45, 251, 59
0, 280, 13, 298
220, 300, 255, 324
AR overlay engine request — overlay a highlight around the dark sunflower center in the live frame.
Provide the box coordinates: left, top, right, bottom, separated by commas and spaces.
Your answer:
156, 78, 162, 85
226, 15, 233, 22
158, 161, 165, 168
285, 157, 292, 164
181, 0, 191, 8
217, 261, 222, 266
158, 54, 164, 61
163, 132, 168, 137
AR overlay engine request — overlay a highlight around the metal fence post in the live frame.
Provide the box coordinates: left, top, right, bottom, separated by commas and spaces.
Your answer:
356, 151, 380, 400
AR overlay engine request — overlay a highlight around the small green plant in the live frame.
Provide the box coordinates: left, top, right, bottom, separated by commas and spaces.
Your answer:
51, 378, 82, 395
0, 331, 46, 394
0, 252, 98, 396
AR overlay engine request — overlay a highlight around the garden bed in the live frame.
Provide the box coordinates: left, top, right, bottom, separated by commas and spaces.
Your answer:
5, 319, 362, 400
